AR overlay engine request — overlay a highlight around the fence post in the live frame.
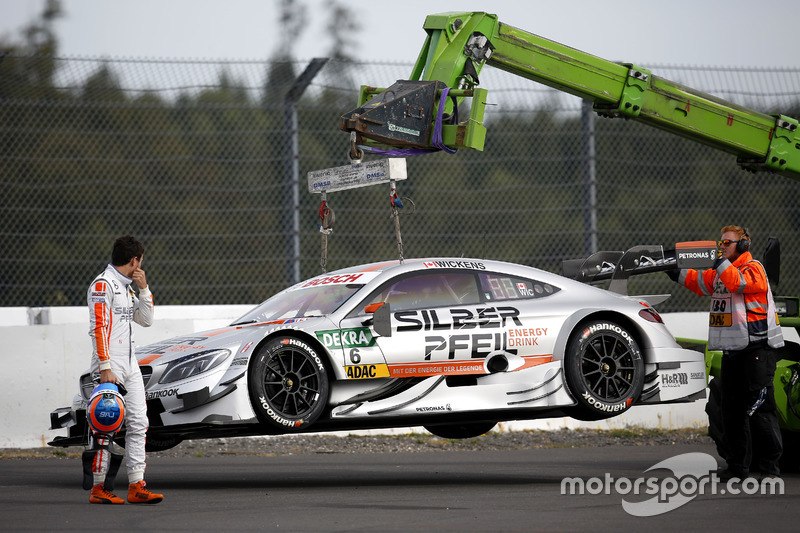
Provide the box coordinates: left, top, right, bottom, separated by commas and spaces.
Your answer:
283, 58, 329, 287
581, 99, 598, 255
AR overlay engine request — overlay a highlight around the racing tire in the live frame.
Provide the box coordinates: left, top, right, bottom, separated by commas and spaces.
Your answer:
424, 421, 497, 439
564, 319, 644, 421
248, 336, 330, 431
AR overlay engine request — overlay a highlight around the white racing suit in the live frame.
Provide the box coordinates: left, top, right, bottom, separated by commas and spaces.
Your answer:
88, 264, 153, 485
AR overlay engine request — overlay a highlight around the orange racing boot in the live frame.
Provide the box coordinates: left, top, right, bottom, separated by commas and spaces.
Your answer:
89, 484, 124, 504
127, 481, 164, 504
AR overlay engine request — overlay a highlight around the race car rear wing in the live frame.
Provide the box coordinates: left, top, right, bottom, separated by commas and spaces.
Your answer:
562, 241, 717, 295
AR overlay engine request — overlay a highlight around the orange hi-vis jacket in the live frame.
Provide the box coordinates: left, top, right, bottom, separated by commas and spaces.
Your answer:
678, 251, 783, 351
88, 264, 154, 371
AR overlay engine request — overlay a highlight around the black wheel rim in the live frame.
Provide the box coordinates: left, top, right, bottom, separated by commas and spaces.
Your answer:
579, 332, 636, 401
262, 346, 322, 418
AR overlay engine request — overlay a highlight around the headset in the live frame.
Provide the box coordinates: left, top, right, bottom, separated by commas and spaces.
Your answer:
737, 227, 751, 254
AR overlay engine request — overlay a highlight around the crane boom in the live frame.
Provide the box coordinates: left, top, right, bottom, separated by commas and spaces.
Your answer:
341, 11, 800, 179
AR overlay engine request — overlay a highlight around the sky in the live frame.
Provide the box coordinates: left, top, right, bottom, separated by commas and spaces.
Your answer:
1, 0, 799, 68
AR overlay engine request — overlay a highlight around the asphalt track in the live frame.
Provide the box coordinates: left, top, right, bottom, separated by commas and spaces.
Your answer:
2, 441, 797, 532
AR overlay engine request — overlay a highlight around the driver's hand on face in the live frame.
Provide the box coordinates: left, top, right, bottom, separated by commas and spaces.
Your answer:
131, 257, 148, 290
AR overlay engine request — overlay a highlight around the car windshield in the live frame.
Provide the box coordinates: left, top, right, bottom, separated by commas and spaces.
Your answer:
232, 283, 363, 325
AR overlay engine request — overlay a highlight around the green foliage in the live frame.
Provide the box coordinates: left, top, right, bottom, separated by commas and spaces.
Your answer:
3, 32, 800, 307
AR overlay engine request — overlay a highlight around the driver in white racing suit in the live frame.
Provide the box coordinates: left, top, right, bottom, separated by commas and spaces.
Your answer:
87, 235, 163, 505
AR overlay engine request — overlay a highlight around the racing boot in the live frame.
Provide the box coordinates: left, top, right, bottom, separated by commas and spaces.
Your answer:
127, 481, 164, 504
89, 483, 124, 504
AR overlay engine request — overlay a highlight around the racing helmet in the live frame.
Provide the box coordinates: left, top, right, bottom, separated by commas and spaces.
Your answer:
87, 383, 126, 435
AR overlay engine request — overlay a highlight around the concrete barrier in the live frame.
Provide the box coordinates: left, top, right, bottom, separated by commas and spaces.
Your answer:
1, 307, 728, 449
2, 305, 250, 449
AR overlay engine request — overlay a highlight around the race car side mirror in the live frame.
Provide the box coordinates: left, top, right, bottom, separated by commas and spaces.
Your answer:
367, 302, 392, 338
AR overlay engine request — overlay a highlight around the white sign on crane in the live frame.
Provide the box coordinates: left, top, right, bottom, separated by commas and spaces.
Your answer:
307, 158, 407, 193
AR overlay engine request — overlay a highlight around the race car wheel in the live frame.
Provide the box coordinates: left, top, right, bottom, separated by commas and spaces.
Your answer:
565, 319, 644, 421
249, 336, 330, 431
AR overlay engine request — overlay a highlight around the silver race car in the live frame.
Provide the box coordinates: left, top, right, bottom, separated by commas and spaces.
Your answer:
50, 256, 706, 450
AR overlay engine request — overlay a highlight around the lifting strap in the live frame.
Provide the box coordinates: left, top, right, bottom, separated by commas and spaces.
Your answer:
318, 194, 334, 273
388, 181, 415, 264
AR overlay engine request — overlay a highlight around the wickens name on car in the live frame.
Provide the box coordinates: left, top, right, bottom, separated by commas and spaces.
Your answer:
423, 260, 486, 269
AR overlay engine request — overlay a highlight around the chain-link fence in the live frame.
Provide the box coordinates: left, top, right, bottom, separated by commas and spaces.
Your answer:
3, 54, 800, 312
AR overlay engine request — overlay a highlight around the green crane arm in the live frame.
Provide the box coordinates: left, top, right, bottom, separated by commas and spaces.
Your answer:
340, 11, 800, 180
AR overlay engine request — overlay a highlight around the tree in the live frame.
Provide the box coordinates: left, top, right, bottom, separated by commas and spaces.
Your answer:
324, 1, 360, 61
275, 0, 307, 60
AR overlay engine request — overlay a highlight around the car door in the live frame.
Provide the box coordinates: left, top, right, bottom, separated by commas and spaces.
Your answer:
352, 270, 514, 378
342, 268, 563, 379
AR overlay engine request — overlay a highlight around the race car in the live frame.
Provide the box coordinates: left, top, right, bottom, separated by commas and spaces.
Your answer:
50, 257, 706, 451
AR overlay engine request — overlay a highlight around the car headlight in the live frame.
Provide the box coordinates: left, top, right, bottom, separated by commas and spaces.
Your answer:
158, 349, 231, 384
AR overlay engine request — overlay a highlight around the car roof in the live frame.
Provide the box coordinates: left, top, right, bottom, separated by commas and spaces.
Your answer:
320, 257, 563, 286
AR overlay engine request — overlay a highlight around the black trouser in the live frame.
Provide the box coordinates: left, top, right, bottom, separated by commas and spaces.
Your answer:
721, 345, 783, 475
